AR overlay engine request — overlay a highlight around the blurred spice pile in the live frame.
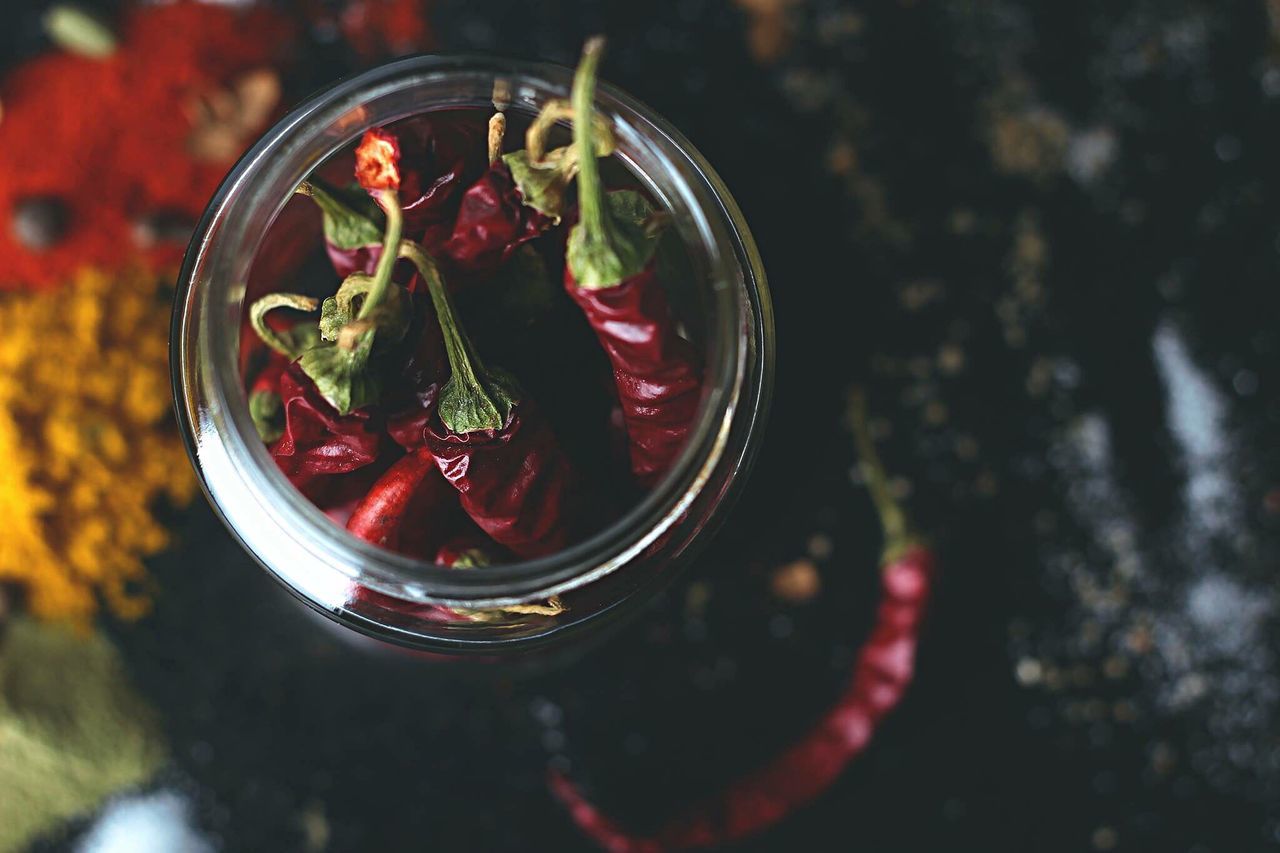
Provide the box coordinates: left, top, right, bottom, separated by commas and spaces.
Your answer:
0, 2, 432, 850
0, 0, 432, 625
0, 267, 195, 623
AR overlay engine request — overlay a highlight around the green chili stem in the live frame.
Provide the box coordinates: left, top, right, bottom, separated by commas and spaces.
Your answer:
297, 179, 347, 222
572, 37, 609, 245
357, 189, 402, 321
398, 241, 496, 410
847, 388, 911, 550
249, 292, 319, 358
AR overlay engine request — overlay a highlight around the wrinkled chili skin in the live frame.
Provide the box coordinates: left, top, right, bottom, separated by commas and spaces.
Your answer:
270, 365, 383, 480
322, 116, 486, 276
346, 446, 457, 558
566, 264, 702, 488
394, 116, 487, 234
425, 400, 581, 559
549, 546, 937, 852
441, 160, 554, 278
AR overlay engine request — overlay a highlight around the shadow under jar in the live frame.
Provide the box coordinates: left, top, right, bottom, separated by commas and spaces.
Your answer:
172, 54, 773, 654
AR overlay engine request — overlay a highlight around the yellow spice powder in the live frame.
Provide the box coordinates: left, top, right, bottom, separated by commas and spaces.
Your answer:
0, 266, 195, 625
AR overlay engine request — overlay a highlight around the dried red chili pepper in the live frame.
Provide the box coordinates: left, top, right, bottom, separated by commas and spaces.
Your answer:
548, 388, 935, 851
299, 117, 484, 277
439, 101, 623, 280
433, 531, 494, 568
560, 39, 703, 488
436, 113, 562, 276
385, 384, 439, 451
270, 365, 383, 480
297, 177, 385, 278
245, 294, 382, 480
439, 153, 557, 277
290, 129, 415, 415
398, 242, 585, 559
346, 446, 458, 558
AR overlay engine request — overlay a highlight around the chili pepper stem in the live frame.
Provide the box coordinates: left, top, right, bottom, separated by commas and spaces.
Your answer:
564, 38, 658, 289
249, 292, 319, 357
356, 189, 402, 321
572, 38, 612, 257
487, 112, 506, 164
847, 387, 920, 563
524, 98, 616, 166
399, 241, 516, 433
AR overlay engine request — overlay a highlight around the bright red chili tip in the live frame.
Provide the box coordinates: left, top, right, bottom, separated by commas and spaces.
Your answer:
355, 127, 401, 191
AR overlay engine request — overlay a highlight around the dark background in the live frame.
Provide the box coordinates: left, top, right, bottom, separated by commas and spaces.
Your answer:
16, 0, 1280, 850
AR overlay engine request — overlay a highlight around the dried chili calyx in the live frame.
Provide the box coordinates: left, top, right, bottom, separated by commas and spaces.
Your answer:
297, 178, 383, 251
316, 273, 409, 345
296, 178, 385, 276
400, 242, 518, 433
565, 38, 662, 289
296, 129, 413, 415
499, 150, 573, 220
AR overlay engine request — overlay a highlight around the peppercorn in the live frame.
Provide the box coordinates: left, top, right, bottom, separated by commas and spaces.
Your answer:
10, 196, 68, 251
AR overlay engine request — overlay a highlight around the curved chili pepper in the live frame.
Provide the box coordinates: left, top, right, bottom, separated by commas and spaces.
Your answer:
288, 130, 417, 417
440, 106, 622, 281
566, 263, 702, 488
398, 115, 486, 235
440, 157, 555, 277
560, 39, 702, 488
426, 399, 580, 558
400, 242, 585, 559
346, 446, 458, 559
548, 388, 935, 851
303, 116, 485, 278
311, 458, 397, 527
270, 365, 382, 480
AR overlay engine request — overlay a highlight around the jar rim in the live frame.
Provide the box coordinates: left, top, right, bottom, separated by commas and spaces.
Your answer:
172, 52, 772, 608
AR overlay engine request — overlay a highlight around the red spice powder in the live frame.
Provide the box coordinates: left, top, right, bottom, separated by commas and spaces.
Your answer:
0, 1, 297, 290
340, 0, 435, 61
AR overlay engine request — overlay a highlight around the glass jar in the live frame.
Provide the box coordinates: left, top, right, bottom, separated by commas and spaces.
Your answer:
172, 54, 773, 653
